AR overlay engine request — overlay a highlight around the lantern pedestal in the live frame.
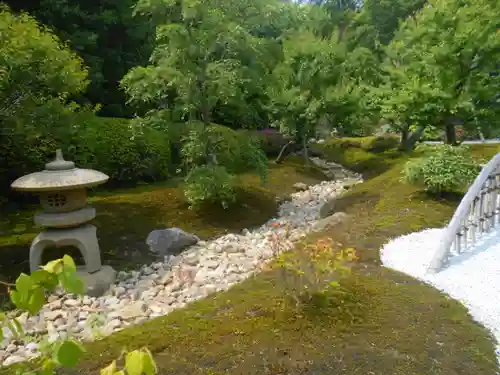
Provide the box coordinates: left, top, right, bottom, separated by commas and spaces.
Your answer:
11, 150, 115, 297
76, 265, 116, 298
30, 224, 102, 273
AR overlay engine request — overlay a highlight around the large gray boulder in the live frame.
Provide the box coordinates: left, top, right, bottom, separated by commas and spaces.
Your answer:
146, 228, 199, 256
314, 212, 350, 232
319, 197, 336, 218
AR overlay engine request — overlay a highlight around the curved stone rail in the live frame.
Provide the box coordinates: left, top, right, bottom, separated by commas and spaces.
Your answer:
428, 153, 500, 273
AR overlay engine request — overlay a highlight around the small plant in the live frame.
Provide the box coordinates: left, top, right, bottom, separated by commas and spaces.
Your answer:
184, 164, 237, 209
271, 232, 358, 310
403, 145, 481, 194
0, 255, 157, 375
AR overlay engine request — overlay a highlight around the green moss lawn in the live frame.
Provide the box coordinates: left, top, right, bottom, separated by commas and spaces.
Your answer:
0, 157, 325, 305
3, 140, 500, 374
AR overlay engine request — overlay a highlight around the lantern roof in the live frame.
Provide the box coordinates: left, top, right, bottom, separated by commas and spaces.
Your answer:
11, 150, 109, 192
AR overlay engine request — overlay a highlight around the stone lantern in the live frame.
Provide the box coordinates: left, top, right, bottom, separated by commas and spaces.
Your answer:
11, 149, 116, 296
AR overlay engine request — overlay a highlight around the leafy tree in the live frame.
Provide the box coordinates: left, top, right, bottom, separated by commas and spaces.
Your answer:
5, 0, 155, 117
268, 29, 379, 161
121, 0, 271, 207
362, 0, 428, 45
0, 5, 88, 142
372, 0, 500, 149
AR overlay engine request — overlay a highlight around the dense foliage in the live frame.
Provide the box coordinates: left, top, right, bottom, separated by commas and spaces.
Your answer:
403, 145, 482, 193
1, 0, 500, 370
1, 0, 500, 203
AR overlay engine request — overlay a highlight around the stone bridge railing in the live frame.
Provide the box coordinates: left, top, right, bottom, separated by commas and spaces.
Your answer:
428, 153, 500, 273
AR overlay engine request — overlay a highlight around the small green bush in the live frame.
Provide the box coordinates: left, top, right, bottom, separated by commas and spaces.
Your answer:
403, 145, 481, 194
324, 136, 399, 153
362, 135, 399, 152
184, 165, 237, 209
73, 114, 171, 184
0, 108, 171, 199
237, 129, 289, 156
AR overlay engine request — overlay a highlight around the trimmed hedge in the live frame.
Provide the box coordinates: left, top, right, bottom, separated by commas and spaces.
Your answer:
324, 135, 400, 152
238, 129, 289, 156
69, 114, 171, 185
0, 113, 171, 199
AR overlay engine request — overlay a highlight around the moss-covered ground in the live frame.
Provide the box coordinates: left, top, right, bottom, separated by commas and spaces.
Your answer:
3, 140, 500, 374
0, 157, 325, 306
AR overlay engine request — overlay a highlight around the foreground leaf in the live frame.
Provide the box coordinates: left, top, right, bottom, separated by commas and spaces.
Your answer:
125, 350, 144, 375
53, 340, 86, 367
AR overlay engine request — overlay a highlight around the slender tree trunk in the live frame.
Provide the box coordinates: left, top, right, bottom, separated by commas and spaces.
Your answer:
445, 121, 457, 145
399, 127, 409, 149
399, 124, 425, 151
275, 141, 295, 164
478, 127, 486, 142
302, 136, 310, 169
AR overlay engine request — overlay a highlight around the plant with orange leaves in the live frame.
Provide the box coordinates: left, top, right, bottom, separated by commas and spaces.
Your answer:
273, 235, 358, 308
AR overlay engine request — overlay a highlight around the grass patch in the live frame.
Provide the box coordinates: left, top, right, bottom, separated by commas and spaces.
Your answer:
3, 139, 500, 374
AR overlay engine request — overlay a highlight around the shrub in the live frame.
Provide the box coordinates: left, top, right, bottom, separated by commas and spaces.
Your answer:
362, 135, 399, 152
184, 165, 237, 209
181, 124, 268, 208
323, 136, 399, 153
73, 114, 171, 184
403, 145, 481, 194
1, 109, 171, 199
239, 129, 289, 156
269, 229, 358, 310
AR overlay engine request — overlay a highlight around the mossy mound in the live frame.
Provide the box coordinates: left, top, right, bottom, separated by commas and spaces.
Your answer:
37, 266, 497, 375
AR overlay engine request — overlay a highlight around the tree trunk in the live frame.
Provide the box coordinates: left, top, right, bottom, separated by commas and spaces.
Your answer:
478, 127, 485, 142
400, 127, 409, 149
399, 125, 425, 151
445, 122, 457, 145
275, 141, 295, 164
302, 136, 310, 169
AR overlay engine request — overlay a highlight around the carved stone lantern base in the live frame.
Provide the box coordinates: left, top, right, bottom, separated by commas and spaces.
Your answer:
11, 150, 115, 297
29, 224, 116, 297
76, 265, 116, 298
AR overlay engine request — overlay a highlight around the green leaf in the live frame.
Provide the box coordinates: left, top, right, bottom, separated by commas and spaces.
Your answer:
9, 290, 24, 310
53, 340, 85, 368
15, 273, 33, 295
141, 348, 157, 375
11, 318, 24, 338
31, 270, 58, 290
40, 358, 57, 375
329, 281, 340, 288
43, 259, 63, 274
59, 266, 84, 295
27, 288, 46, 315
125, 351, 144, 375
6, 320, 21, 339
100, 360, 117, 375
62, 255, 77, 273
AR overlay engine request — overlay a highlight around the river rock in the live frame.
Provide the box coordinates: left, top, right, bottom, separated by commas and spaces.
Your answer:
319, 197, 336, 218
146, 228, 200, 256
114, 301, 148, 321
314, 212, 350, 231
293, 182, 309, 191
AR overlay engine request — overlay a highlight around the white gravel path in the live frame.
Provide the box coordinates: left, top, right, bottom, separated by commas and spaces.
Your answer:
380, 227, 500, 368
